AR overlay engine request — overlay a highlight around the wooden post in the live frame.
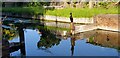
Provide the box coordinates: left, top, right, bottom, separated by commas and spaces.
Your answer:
2, 39, 10, 58
70, 13, 75, 35
70, 22, 75, 35
18, 24, 26, 55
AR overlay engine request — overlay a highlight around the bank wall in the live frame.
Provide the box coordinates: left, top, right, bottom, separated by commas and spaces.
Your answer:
94, 14, 120, 32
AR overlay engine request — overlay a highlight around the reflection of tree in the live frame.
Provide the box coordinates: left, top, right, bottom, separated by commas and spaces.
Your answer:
86, 30, 120, 51
86, 36, 95, 44
2, 28, 18, 40
2, 25, 26, 57
37, 26, 61, 49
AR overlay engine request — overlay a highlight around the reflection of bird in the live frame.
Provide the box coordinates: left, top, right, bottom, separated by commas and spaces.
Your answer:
71, 36, 75, 56
71, 46, 74, 56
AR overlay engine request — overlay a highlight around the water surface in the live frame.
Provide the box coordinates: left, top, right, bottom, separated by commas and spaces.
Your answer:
2, 17, 119, 57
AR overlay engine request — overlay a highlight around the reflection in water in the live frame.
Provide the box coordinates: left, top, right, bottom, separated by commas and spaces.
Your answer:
86, 30, 120, 51
2, 24, 26, 57
70, 35, 76, 56
2, 17, 120, 56
38, 47, 53, 54
70, 22, 76, 56
2, 39, 10, 58
2, 26, 18, 58
17, 25, 26, 55
37, 26, 61, 49
2, 27, 18, 40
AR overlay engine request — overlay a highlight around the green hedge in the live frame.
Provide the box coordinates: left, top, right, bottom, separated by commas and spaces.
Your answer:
2, 7, 45, 15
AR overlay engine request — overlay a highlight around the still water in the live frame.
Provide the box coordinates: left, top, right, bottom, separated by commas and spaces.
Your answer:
2, 17, 119, 57
9, 29, 119, 56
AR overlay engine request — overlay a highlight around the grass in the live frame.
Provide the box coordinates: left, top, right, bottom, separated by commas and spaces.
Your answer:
46, 7, 119, 18
2, 7, 119, 18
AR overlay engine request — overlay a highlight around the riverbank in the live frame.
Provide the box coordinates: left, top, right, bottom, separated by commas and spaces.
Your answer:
75, 14, 120, 33
1, 12, 119, 33
1, 12, 94, 24
94, 14, 120, 32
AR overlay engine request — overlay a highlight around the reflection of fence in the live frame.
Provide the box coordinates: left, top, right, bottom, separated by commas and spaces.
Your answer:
45, 22, 70, 28
75, 25, 97, 33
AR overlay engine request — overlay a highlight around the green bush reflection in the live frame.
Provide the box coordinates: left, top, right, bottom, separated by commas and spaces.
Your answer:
37, 26, 61, 49
2, 28, 18, 40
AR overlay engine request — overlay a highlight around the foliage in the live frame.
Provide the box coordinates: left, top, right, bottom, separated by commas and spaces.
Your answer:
2, 7, 45, 15
98, 2, 109, 8
37, 26, 61, 49
89, 36, 94, 44
2, 28, 18, 40
27, 2, 42, 7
